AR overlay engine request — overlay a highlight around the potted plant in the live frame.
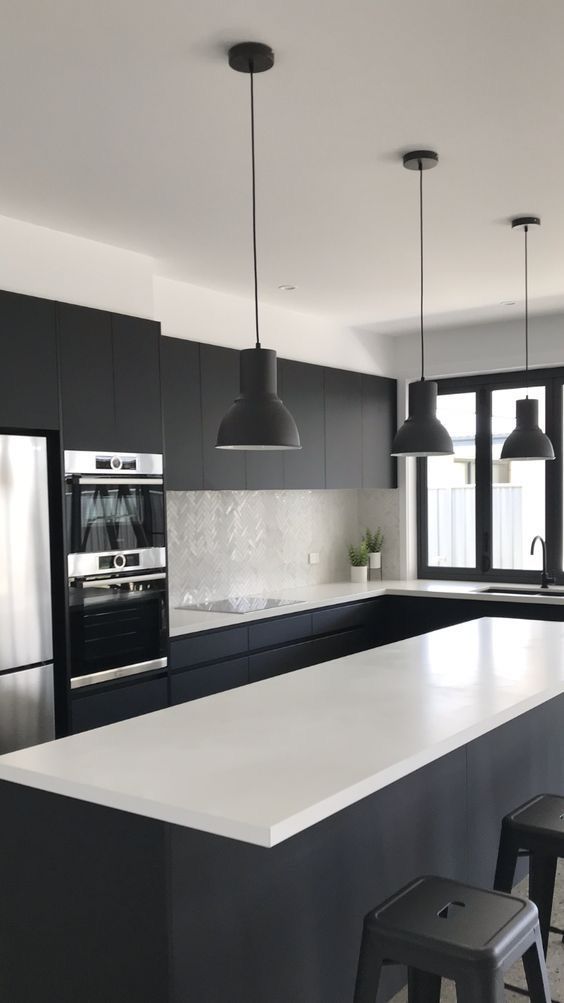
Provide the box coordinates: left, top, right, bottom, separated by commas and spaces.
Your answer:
364, 527, 384, 571
348, 541, 369, 583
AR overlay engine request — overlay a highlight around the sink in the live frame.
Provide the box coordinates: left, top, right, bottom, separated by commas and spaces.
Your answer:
478, 586, 564, 598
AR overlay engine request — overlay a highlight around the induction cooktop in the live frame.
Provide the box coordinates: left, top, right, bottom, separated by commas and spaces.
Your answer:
176, 596, 302, 615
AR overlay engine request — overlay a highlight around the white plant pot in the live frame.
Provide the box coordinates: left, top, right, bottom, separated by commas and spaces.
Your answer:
369, 552, 382, 570
350, 565, 368, 584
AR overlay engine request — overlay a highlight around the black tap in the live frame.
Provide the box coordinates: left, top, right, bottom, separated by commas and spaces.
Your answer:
530, 536, 554, 590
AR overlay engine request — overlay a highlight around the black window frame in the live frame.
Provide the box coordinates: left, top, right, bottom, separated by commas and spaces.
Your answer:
417, 366, 564, 583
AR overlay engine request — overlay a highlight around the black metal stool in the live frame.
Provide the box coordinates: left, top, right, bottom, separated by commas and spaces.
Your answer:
494, 794, 564, 956
354, 875, 550, 1002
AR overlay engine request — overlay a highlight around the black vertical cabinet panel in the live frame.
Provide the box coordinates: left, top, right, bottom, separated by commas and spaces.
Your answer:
362, 374, 397, 488
112, 313, 162, 453
58, 302, 116, 449
281, 359, 325, 489
245, 351, 284, 488
324, 367, 363, 488
161, 337, 203, 489
200, 343, 246, 489
0, 290, 59, 429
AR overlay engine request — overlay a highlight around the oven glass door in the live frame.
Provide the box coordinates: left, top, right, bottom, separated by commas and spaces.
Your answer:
66, 478, 165, 555
69, 575, 168, 687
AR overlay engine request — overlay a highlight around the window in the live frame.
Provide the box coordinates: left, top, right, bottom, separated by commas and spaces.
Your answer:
418, 369, 563, 583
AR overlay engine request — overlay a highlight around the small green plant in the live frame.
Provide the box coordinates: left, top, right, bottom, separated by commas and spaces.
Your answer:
348, 541, 369, 567
363, 527, 384, 553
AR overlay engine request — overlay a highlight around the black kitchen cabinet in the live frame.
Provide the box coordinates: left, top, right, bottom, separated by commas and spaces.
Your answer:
71, 675, 168, 733
0, 290, 59, 430
58, 303, 115, 449
362, 374, 397, 489
324, 367, 363, 488
170, 657, 249, 703
112, 313, 162, 453
281, 359, 325, 489
200, 344, 246, 489
58, 303, 162, 453
161, 337, 203, 489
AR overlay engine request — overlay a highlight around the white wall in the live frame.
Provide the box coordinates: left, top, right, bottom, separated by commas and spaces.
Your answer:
0, 212, 396, 377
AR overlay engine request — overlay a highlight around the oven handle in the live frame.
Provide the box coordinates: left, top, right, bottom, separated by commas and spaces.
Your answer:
72, 476, 164, 486
71, 657, 168, 690
78, 572, 167, 588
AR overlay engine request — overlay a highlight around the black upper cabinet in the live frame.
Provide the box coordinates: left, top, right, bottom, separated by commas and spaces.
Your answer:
0, 291, 59, 430
324, 367, 363, 488
58, 303, 115, 449
161, 337, 203, 490
58, 304, 162, 454
112, 314, 162, 453
361, 374, 397, 489
200, 344, 246, 489
281, 359, 325, 489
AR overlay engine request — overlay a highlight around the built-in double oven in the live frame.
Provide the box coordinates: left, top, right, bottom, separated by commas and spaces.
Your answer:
64, 451, 168, 690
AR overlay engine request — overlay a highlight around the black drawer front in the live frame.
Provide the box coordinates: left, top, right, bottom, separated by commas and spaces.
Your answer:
170, 626, 248, 670
248, 612, 312, 652
308, 630, 371, 664
170, 657, 249, 703
312, 601, 375, 635
71, 676, 168, 734
249, 642, 313, 683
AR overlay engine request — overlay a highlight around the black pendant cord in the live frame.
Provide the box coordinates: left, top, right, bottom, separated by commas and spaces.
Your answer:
524, 224, 529, 393
419, 160, 425, 382
249, 64, 261, 349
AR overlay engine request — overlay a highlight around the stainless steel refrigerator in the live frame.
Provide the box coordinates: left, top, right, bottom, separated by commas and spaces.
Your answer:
0, 433, 55, 754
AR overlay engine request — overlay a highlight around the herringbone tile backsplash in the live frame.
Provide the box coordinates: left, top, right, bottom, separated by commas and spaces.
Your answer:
167, 489, 399, 606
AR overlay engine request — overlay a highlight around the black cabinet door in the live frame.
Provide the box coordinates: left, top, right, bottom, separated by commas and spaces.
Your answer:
170, 657, 249, 703
362, 374, 397, 488
112, 314, 162, 453
200, 344, 246, 489
71, 675, 168, 733
58, 302, 115, 449
161, 337, 203, 490
281, 359, 325, 489
324, 367, 362, 488
0, 291, 59, 430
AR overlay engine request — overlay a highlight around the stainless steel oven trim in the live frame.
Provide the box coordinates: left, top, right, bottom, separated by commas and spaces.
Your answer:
80, 572, 167, 587
68, 547, 167, 579
70, 656, 168, 690
72, 476, 164, 486
64, 450, 163, 476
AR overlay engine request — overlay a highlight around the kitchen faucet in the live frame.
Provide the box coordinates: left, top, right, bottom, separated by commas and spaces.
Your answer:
530, 536, 554, 590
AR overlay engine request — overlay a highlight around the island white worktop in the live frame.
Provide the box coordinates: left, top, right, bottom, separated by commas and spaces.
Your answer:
2, 617, 564, 847
169, 578, 564, 636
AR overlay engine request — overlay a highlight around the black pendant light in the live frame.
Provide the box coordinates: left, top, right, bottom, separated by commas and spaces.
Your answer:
216, 42, 301, 451
391, 151, 453, 457
500, 217, 554, 461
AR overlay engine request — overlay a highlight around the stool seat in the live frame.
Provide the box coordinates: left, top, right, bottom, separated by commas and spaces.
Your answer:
354, 875, 551, 1002
494, 793, 564, 955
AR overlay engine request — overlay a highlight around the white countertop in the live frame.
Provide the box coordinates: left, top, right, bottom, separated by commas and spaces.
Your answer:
2, 617, 564, 847
169, 578, 564, 637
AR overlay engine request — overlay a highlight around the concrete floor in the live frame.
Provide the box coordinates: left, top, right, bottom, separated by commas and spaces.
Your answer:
391, 862, 564, 1001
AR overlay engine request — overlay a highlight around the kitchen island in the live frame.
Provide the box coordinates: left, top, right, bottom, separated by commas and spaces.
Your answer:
1, 617, 564, 1002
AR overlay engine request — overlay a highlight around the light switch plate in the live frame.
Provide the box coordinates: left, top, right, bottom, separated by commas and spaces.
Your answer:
308, 552, 320, 565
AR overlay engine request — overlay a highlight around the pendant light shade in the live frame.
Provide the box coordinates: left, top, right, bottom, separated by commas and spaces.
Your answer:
500, 397, 555, 461
215, 42, 301, 452
500, 217, 554, 462
216, 347, 300, 449
391, 151, 453, 458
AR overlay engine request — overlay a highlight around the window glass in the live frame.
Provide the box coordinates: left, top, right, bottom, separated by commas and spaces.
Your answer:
491, 387, 545, 570
427, 393, 476, 567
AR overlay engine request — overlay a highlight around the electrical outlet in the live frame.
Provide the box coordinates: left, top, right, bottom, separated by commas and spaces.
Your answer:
308, 552, 320, 565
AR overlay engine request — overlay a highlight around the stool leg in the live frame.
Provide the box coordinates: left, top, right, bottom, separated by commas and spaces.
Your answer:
529, 852, 557, 956
456, 969, 505, 1002
522, 926, 551, 1003
353, 925, 383, 1003
493, 823, 519, 893
407, 967, 441, 1002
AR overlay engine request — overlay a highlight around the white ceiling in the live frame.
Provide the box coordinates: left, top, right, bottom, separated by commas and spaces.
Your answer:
2, 0, 564, 331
